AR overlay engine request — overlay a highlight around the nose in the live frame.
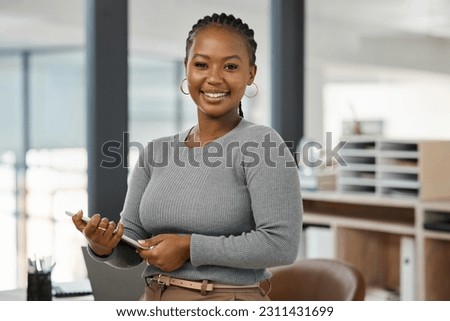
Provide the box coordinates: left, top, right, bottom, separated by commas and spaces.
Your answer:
206, 65, 223, 84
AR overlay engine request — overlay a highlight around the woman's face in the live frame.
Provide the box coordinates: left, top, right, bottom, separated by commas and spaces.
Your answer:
185, 25, 256, 119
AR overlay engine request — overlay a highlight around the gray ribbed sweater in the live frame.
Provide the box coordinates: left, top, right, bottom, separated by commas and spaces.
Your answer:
92, 119, 303, 285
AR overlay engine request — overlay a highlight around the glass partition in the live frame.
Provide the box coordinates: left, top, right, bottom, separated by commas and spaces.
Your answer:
0, 55, 22, 290
305, 0, 450, 143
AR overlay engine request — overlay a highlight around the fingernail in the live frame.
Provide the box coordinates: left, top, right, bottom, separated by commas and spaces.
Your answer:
138, 240, 145, 244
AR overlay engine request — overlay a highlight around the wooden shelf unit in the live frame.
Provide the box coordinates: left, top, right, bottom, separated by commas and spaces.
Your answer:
337, 138, 450, 200
302, 191, 450, 300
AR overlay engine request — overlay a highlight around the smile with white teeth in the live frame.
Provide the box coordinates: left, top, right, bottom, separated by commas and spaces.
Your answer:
203, 92, 228, 98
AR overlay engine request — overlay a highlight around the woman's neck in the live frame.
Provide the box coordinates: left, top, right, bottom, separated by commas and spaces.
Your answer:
193, 112, 242, 147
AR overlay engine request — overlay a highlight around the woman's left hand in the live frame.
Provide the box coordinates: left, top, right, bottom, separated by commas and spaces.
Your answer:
137, 234, 191, 272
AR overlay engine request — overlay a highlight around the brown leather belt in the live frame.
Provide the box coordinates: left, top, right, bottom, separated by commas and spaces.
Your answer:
147, 274, 260, 293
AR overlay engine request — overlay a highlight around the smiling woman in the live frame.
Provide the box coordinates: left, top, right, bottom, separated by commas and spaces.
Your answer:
183, 14, 258, 145
71, 13, 303, 301
184, 27, 256, 145
185, 25, 255, 131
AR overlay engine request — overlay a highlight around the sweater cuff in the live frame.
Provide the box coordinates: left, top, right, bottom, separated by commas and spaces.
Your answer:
87, 245, 117, 263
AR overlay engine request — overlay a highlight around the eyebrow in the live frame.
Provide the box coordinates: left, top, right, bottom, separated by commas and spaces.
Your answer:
192, 53, 243, 62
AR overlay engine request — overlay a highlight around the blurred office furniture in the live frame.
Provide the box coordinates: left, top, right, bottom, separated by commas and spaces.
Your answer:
399, 236, 416, 301
82, 247, 145, 301
342, 120, 384, 138
268, 259, 365, 301
337, 138, 450, 200
303, 225, 334, 259
302, 191, 450, 300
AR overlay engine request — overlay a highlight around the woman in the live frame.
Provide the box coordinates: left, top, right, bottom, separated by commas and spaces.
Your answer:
72, 13, 302, 301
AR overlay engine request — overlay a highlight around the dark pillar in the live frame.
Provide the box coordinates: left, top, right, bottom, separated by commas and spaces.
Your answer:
271, 0, 305, 152
17, 51, 30, 286
86, 0, 128, 221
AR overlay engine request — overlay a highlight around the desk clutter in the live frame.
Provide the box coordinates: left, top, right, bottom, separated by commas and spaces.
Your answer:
52, 279, 92, 298
27, 255, 93, 300
27, 255, 54, 301
4, 247, 145, 301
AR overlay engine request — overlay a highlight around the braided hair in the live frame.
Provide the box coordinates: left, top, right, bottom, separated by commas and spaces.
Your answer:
185, 13, 257, 118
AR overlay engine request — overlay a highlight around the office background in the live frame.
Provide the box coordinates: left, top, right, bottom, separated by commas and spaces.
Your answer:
1, 0, 450, 297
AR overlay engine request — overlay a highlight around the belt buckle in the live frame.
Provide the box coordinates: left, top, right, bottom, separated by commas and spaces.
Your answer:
156, 274, 167, 291
145, 274, 167, 290
156, 274, 165, 286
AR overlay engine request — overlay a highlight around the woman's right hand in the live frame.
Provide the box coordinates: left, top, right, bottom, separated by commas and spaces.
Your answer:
71, 210, 124, 257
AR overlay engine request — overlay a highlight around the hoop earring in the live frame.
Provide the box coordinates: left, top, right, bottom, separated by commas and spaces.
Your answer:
244, 83, 258, 98
180, 78, 189, 95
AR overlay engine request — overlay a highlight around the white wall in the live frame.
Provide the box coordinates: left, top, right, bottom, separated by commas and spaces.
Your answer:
305, 0, 450, 144
324, 74, 450, 142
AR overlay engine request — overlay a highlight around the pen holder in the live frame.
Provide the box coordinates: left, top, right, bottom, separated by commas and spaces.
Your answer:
27, 271, 52, 301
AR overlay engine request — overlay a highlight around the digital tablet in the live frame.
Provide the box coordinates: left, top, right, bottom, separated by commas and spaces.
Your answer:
65, 211, 148, 250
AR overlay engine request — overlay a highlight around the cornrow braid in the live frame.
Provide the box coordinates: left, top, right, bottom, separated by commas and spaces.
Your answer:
185, 13, 257, 66
185, 13, 257, 118
238, 101, 244, 118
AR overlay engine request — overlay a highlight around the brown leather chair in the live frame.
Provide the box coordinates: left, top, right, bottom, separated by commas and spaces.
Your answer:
266, 259, 366, 301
